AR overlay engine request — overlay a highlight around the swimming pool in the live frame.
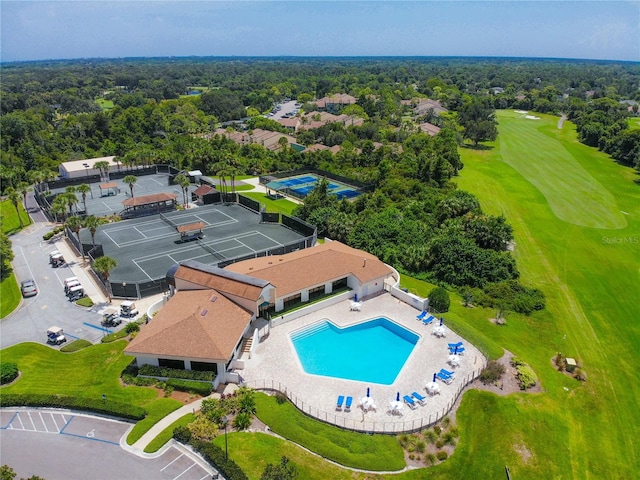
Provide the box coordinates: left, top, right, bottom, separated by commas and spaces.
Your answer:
290, 317, 419, 385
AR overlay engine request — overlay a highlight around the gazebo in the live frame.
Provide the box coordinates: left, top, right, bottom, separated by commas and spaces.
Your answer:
99, 182, 119, 197
121, 192, 178, 218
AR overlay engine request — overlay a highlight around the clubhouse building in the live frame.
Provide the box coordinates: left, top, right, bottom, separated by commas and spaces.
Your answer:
124, 241, 395, 385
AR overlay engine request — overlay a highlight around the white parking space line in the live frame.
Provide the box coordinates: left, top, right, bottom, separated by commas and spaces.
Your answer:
198, 474, 210, 480
27, 412, 37, 431
37, 412, 48, 432
173, 463, 196, 480
15, 246, 38, 282
50, 413, 61, 433
161, 453, 184, 471
15, 414, 24, 430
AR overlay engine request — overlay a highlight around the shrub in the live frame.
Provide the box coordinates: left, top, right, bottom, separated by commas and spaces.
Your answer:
42, 231, 55, 240
513, 361, 538, 390
191, 439, 249, 480
424, 453, 437, 465
479, 360, 506, 384
442, 431, 457, 446
428, 286, 450, 313
121, 374, 156, 386
0, 363, 19, 385
477, 280, 546, 314
440, 416, 451, 428
574, 368, 587, 382
166, 379, 213, 396
422, 429, 438, 444
233, 411, 252, 431
415, 439, 426, 453
138, 364, 215, 381
436, 450, 448, 461
173, 425, 192, 444
275, 392, 288, 404
125, 322, 140, 334
0, 393, 146, 420
554, 352, 567, 371
435, 439, 445, 449
75, 296, 94, 307
261, 456, 299, 480
433, 425, 442, 435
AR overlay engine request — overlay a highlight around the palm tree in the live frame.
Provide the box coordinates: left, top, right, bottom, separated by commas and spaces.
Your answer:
50, 196, 68, 223
5, 187, 24, 228
83, 215, 101, 247
93, 160, 110, 182
93, 255, 117, 302
65, 215, 84, 259
16, 181, 31, 212
63, 187, 78, 215
123, 175, 138, 198
76, 184, 91, 213
174, 173, 191, 206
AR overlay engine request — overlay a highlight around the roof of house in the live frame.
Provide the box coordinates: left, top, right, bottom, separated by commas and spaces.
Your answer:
124, 289, 252, 362
122, 192, 177, 207
175, 260, 269, 301
414, 99, 448, 115
225, 241, 393, 297
419, 122, 441, 136
99, 182, 118, 189
193, 184, 215, 196
59, 156, 117, 173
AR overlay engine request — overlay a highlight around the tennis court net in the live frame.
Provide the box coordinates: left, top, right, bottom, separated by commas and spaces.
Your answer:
197, 239, 226, 261
159, 212, 178, 229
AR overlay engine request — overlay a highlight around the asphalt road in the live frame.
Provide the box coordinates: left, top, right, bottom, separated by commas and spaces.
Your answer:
1, 193, 123, 349
0, 409, 214, 480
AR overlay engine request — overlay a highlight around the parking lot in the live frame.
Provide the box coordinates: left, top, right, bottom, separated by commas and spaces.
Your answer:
0, 409, 214, 480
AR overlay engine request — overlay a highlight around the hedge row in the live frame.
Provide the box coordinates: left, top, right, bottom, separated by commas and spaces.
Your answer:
0, 394, 146, 421
42, 226, 65, 240
139, 364, 215, 381
1, 363, 19, 385
172, 430, 247, 480
166, 379, 213, 396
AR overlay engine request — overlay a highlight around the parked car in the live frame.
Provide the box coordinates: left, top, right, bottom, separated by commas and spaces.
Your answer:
120, 301, 139, 318
20, 279, 38, 298
47, 326, 66, 345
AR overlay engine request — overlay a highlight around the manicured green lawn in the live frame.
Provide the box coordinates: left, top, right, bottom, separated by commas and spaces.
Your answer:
96, 98, 114, 110
240, 191, 299, 216
254, 393, 405, 471
144, 413, 196, 453
0, 341, 157, 405
627, 117, 640, 131
437, 110, 640, 478
126, 397, 183, 445
0, 274, 21, 319
1, 199, 31, 235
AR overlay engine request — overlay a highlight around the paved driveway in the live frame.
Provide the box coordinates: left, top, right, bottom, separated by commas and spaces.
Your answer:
0, 409, 214, 480
1, 194, 122, 349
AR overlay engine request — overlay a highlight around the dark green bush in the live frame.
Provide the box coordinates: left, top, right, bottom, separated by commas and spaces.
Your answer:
476, 280, 546, 314
479, 360, 506, 384
1, 363, 19, 385
191, 439, 249, 480
436, 450, 448, 461
166, 379, 212, 396
138, 364, 215, 381
428, 286, 450, 313
121, 374, 157, 386
42, 231, 55, 240
173, 425, 192, 443
125, 322, 140, 334
0, 393, 146, 420
275, 392, 288, 404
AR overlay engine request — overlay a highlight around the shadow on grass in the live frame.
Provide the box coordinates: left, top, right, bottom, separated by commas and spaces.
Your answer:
461, 143, 494, 151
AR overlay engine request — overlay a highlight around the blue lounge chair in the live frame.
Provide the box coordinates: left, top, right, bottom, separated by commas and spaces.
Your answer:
345, 396, 353, 412
422, 315, 436, 325
336, 395, 344, 410
403, 395, 417, 409
411, 391, 427, 406
448, 346, 465, 355
416, 310, 427, 320
440, 368, 456, 377
448, 342, 463, 348
436, 372, 453, 384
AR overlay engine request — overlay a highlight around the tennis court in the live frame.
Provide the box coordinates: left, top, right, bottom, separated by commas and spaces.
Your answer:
84, 204, 308, 284
265, 174, 361, 200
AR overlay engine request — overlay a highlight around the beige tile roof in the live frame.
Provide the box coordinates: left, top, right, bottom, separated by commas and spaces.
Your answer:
122, 192, 177, 207
125, 289, 252, 361
419, 122, 441, 136
225, 241, 393, 297
175, 262, 268, 301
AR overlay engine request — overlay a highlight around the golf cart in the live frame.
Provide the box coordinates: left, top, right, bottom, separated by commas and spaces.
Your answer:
64, 279, 81, 294
67, 285, 85, 301
102, 308, 122, 327
50, 253, 65, 268
120, 301, 139, 318
47, 326, 66, 345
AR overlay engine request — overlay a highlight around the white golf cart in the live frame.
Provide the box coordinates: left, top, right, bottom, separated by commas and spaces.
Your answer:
47, 326, 67, 345
120, 301, 139, 318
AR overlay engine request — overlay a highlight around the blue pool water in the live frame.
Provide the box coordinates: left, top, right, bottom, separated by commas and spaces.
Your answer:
290, 318, 418, 385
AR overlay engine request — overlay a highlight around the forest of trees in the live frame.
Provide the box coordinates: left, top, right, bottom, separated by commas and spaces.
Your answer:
1, 57, 637, 313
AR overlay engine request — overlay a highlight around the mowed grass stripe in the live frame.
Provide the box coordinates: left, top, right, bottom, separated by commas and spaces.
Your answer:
497, 111, 626, 229
456, 112, 640, 477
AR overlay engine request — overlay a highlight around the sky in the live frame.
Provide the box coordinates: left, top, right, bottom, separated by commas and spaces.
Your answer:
1, 1, 638, 62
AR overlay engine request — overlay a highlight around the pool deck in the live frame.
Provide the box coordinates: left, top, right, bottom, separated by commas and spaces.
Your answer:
239, 293, 485, 433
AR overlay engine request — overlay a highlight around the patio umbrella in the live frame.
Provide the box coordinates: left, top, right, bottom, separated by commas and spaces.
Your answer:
367, 387, 370, 397
454, 346, 458, 354
440, 317, 443, 326
396, 392, 400, 401
433, 373, 437, 383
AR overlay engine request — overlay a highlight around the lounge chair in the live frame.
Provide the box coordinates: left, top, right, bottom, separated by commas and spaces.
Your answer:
448, 346, 465, 355
440, 368, 456, 377
411, 391, 427, 406
403, 395, 417, 409
336, 395, 344, 410
345, 396, 353, 412
416, 310, 427, 320
436, 372, 453, 384
422, 315, 435, 325
448, 342, 463, 348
